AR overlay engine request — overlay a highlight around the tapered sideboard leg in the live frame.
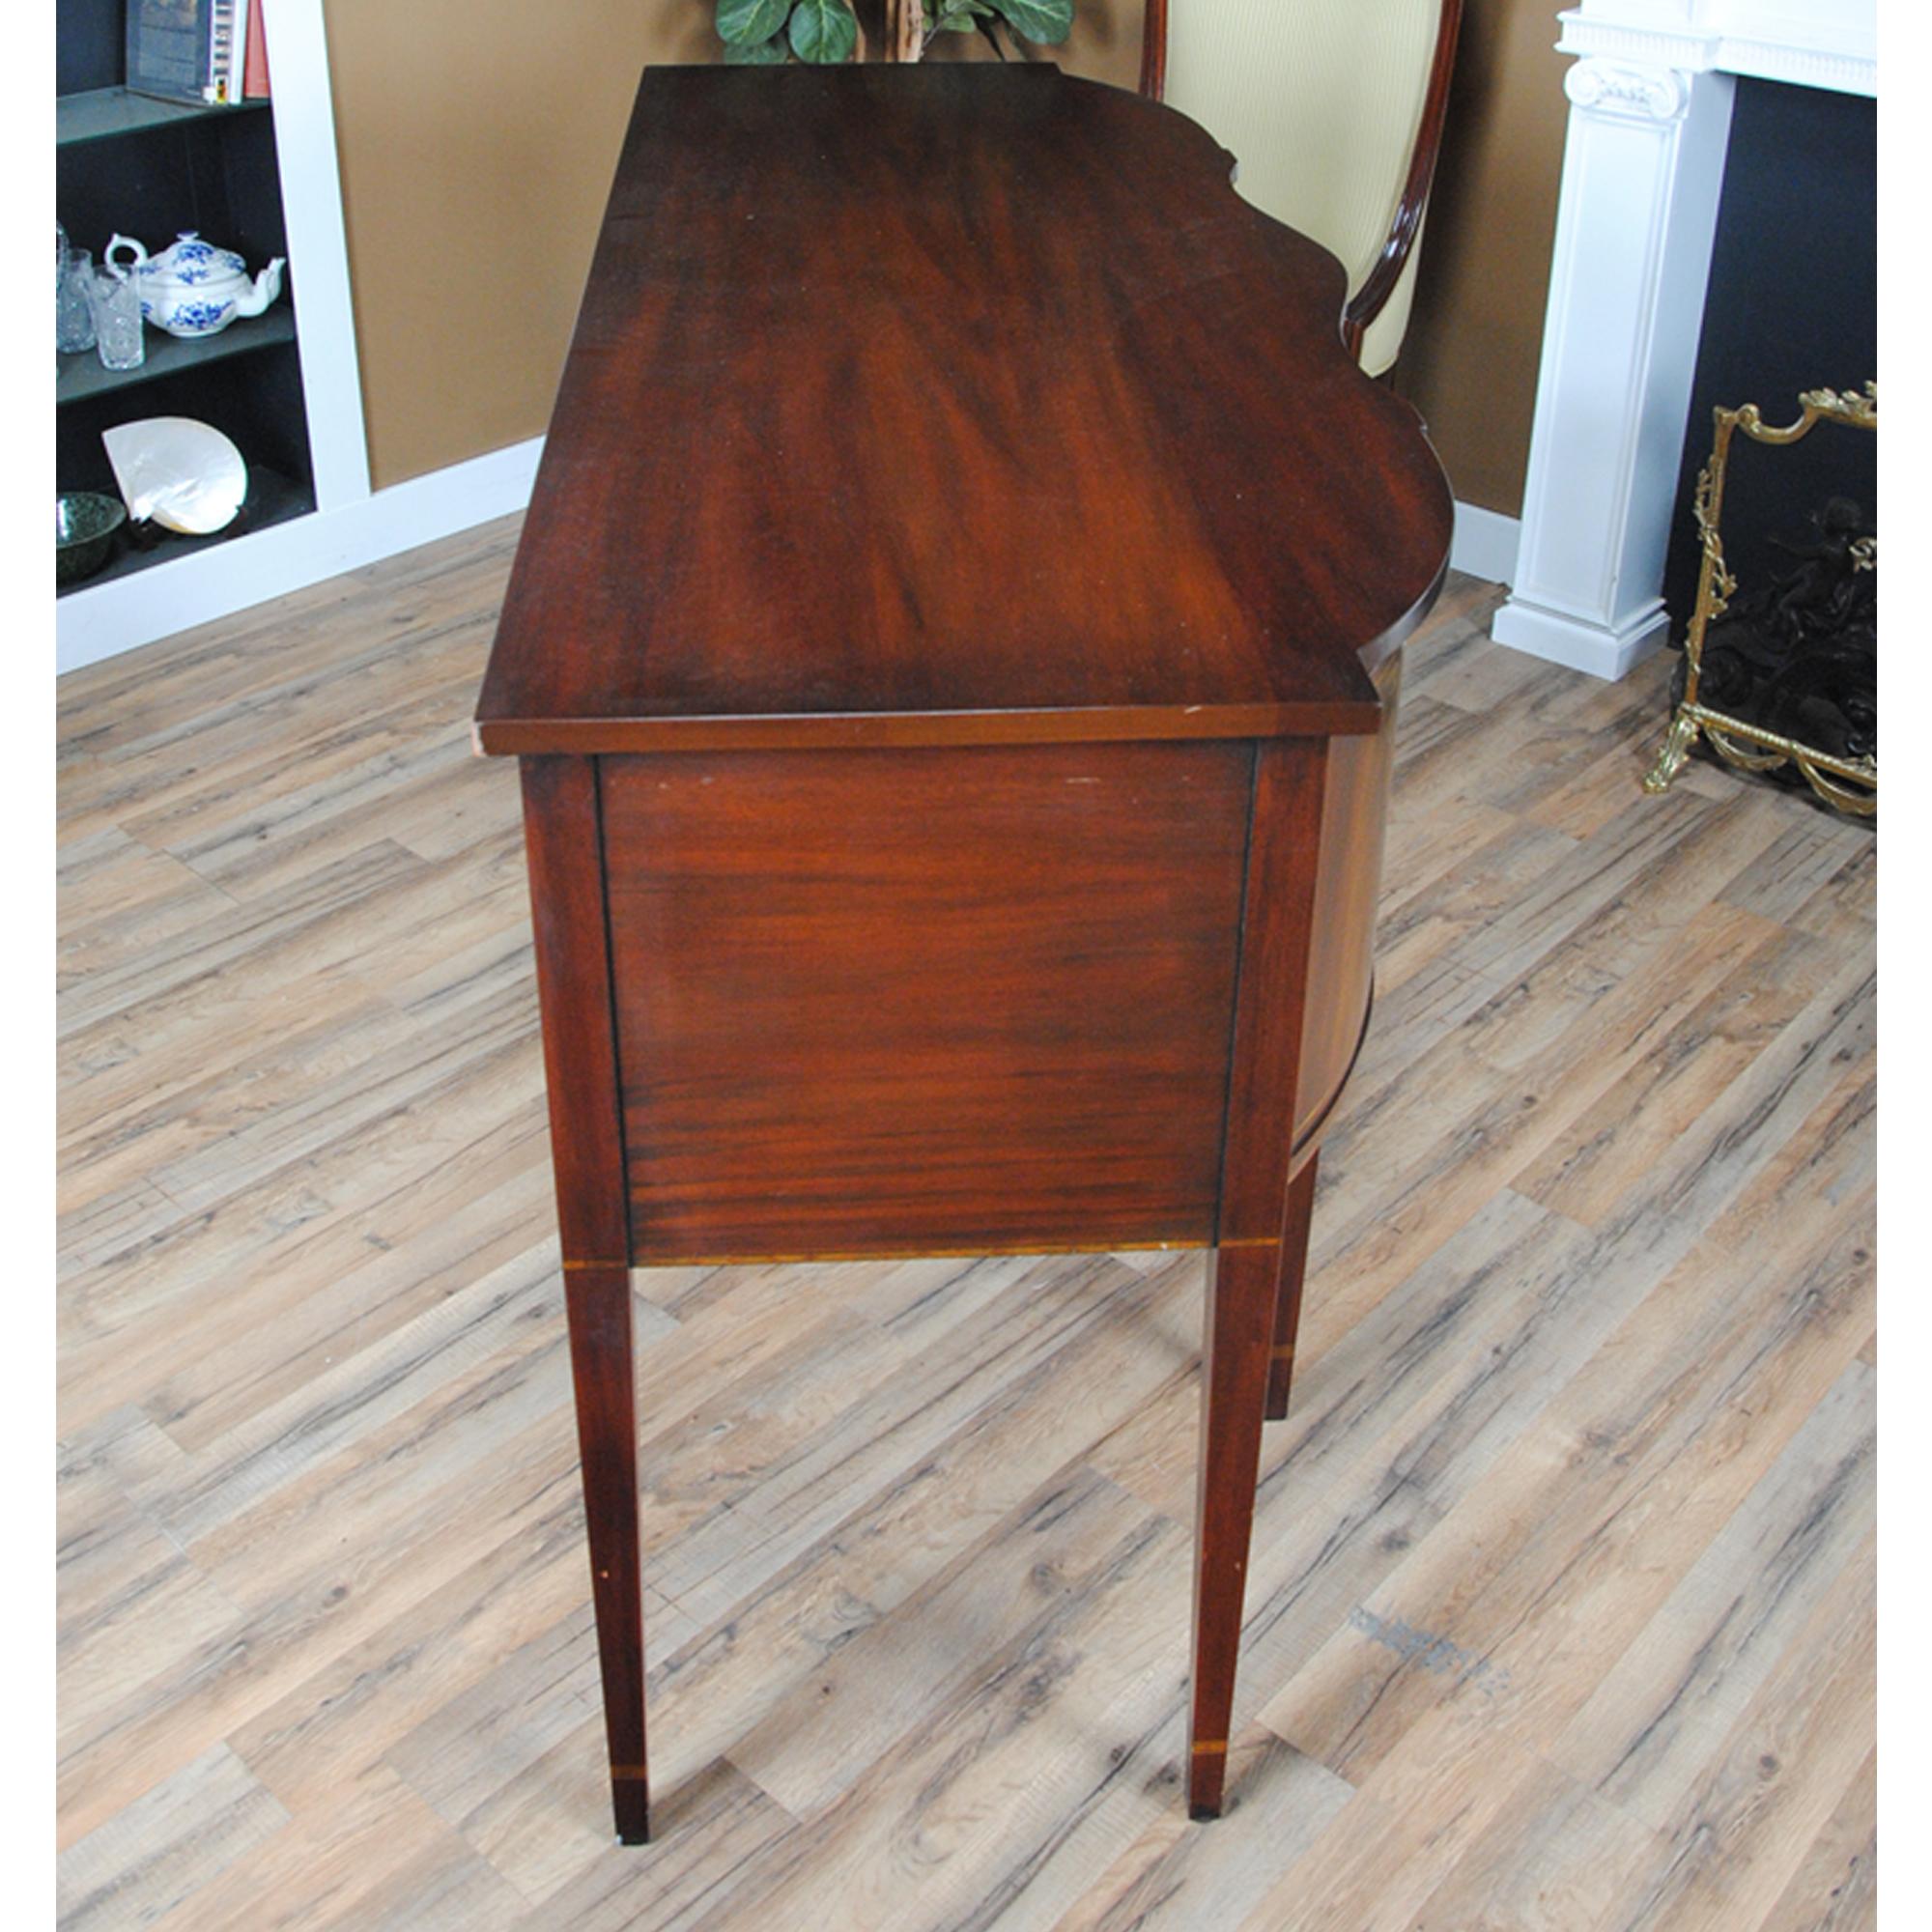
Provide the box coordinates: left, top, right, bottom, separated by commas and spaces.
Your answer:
1264, 1153, 1320, 1422
1187, 1240, 1278, 1819
566, 1264, 650, 1844
521, 755, 648, 1844
1188, 737, 1331, 1820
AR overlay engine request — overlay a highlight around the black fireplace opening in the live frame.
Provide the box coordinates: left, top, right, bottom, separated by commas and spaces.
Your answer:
1662, 75, 1876, 638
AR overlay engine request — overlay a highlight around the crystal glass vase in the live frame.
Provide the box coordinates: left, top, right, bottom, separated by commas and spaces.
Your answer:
57, 246, 97, 355
90, 270, 146, 372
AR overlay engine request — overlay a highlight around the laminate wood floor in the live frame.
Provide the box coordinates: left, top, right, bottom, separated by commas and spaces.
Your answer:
56, 524, 1877, 1932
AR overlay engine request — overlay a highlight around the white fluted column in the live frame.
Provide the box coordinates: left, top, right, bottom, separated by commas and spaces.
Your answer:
1492, 53, 1735, 679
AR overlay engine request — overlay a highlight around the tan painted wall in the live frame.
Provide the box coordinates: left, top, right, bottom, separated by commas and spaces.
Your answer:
325, 1, 1564, 514
323, 0, 714, 490
1393, 2, 1571, 517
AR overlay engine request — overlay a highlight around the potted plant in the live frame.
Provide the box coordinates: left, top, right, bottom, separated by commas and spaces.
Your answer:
714, 0, 1073, 67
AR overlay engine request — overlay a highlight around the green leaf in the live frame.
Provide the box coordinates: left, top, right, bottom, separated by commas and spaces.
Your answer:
716, 0, 790, 44
724, 32, 790, 62
788, 0, 859, 62
932, 0, 993, 27
989, 0, 1071, 43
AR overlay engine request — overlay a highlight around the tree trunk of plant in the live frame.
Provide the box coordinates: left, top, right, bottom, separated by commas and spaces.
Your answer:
886, 0, 924, 60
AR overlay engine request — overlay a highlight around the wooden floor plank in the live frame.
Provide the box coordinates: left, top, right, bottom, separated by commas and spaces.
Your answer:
141, 1765, 527, 1932
499, 1759, 798, 1929
1400, 1751, 1668, 1932
1261, 1049, 1875, 1791
56, 546, 1877, 1930
1042, 1725, 1352, 1932
1548, 1365, 1875, 1830
1750, 1747, 1876, 1932
1610, 1537, 1876, 1931
55, 1743, 291, 1932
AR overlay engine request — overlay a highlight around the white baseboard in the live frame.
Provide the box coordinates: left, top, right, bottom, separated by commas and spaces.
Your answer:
59, 463, 1532, 677
1490, 593, 1671, 682
1448, 500, 1520, 587
56, 435, 546, 675
1453, 502, 1522, 583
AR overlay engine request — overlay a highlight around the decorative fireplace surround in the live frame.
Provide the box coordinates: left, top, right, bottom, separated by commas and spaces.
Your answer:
1492, 1, 1877, 680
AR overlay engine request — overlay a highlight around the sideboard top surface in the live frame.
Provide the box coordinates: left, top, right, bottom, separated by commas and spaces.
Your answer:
476, 63, 1452, 755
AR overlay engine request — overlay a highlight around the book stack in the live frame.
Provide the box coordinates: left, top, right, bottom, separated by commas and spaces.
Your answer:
127, 0, 270, 107
244, 0, 270, 101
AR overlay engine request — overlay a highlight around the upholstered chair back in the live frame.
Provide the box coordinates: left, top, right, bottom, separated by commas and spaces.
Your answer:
1154, 1, 1453, 375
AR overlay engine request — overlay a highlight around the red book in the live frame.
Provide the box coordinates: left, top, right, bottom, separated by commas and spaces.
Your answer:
243, 0, 270, 99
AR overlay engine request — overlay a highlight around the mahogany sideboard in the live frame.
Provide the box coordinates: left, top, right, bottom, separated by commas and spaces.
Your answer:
475, 61, 1452, 1844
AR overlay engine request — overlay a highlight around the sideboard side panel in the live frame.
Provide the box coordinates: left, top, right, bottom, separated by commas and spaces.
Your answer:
602, 740, 1254, 1262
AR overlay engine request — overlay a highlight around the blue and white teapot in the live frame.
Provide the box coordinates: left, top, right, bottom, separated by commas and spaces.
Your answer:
103, 231, 285, 340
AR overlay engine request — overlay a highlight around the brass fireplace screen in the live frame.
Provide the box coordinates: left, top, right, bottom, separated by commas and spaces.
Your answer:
1644, 383, 1877, 817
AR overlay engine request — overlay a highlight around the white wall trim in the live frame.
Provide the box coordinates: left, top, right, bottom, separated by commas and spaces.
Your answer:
57, 436, 544, 674
1492, 586, 1670, 681
1557, 4, 1876, 99
1449, 501, 1521, 586
264, 0, 371, 512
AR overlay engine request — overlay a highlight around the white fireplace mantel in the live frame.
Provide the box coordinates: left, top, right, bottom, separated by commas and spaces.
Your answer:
1491, 1, 1876, 680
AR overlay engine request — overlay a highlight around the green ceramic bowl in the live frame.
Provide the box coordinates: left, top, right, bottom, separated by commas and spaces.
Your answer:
56, 491, 127, 585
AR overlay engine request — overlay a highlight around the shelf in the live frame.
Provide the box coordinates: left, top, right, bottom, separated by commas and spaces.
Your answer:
57, 306, 297, 407
57, 468, 314, 599
57, 87, 269, 147
56, 0, 358, 674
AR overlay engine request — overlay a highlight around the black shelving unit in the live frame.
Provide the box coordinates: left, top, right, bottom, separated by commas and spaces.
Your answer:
57, 2, 314, 597
56, 304, 296, 406
57, 85, 270, 146
72, 468, 313, 592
